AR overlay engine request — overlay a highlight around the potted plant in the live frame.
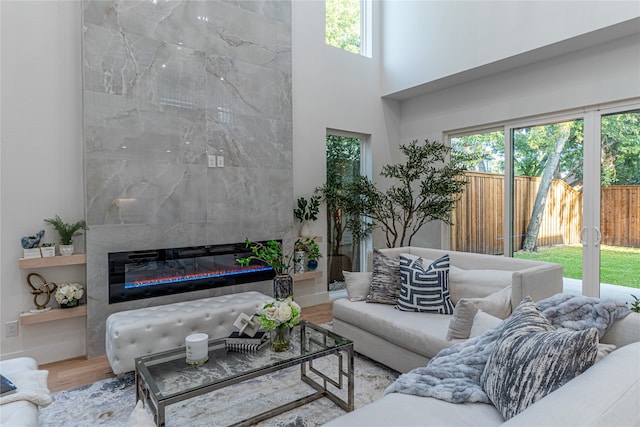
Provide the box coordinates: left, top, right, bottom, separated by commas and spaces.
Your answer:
237, 239, 295, 299
296, 238, 322, 271
43, 215, 88, 256
294, 195, 320, 237
40, 242, 56, 257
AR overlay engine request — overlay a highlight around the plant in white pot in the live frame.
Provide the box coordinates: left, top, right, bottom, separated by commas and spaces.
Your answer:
44, 215, 88, 256
294, 195, 320, 237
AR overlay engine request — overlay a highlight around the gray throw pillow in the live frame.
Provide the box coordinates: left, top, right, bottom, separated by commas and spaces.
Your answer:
481, 297, 598, 420
366, 249, 401, 304
343, 271, 372, 301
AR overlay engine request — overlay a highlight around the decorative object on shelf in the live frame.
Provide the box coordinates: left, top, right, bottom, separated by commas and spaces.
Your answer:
26, 272, 57, 312
294, 249, 305, 274
40, 243, 55, 258
255, 297, 301, 352
237, 238, 296, 299
55, 282, 83, 309
43, 215, 88, 256
295, 238, 321, 272
21, 230, 45, 259
185, 333, 209, 365
294, 195, 320, 237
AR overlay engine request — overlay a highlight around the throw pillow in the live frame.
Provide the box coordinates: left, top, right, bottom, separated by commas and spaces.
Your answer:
481, 297, 598, 420
446, 285, 512, 340
343, 271, 372, 302
396, 254, 454, 314
366, 249, 402, 304
469, 310, 503, 338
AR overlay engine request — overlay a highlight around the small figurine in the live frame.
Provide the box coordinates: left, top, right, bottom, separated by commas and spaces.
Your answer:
26, 272, 57, 312
232, 313, 260, 337
21, 230, 45, 249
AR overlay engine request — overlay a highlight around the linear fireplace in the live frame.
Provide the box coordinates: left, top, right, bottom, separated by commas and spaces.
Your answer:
108, 242, 275, 303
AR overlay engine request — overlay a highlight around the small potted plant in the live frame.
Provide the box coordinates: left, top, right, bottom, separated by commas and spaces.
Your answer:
294, 195, 320, 237
237, 238, 295, 299
55, 282, 84, 308
40, 242, 56, 258
295, 237, 322, 271
44, 215, 88, 256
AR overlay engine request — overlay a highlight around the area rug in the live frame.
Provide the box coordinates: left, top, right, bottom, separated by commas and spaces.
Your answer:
39, 354, 398, 427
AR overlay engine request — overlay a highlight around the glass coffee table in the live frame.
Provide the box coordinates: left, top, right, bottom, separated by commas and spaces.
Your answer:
134, 320, 354, 426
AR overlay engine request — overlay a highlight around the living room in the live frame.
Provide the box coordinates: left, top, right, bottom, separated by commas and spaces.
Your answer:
1, 1, 639, 425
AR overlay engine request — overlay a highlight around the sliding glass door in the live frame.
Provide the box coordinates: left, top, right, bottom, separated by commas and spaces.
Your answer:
450, 101, 639, 299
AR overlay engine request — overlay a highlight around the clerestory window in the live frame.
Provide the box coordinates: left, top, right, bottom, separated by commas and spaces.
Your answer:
325, 0, 372, 58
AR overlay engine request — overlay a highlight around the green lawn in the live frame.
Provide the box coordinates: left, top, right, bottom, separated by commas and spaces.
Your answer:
514, 245, 640, 289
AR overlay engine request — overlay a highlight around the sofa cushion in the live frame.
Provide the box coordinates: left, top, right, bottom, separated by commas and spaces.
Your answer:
343, 271, 372, 302
446, 286, 512, 339
333, 298, 454, 359
469, 310, 503, 338
501, 342, 640, 426
322, 392, 504, 427
449, 267, 513, 305
366, 249, 402, 304
397, 255, 454, 314
481, 297, 598, 420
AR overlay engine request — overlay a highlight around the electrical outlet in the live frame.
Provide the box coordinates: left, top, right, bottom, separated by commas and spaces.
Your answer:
216, 156, 224, 168
207, 155, 217, 168
6, 320, 18, 337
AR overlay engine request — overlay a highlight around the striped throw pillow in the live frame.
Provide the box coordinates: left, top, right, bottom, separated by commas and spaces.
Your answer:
481, 297, 598, 420
396, 254, 454, 314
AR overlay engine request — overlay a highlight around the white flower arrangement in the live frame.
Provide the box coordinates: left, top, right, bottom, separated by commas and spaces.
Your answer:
256, 297, 301, 330
55, 282, 84, 305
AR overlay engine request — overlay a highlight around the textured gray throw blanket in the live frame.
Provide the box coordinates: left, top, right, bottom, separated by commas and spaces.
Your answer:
383, 293, 630, 403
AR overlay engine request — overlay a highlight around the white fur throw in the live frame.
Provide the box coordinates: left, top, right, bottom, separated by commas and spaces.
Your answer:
384, 293, 630, 404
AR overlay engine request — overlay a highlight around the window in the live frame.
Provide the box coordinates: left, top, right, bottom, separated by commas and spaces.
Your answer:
325, 131, 370, 291
450, 130, 505, 254
325, 0, 372, 57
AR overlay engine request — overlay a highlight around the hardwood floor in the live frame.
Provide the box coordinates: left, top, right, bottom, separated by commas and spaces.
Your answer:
40, 302, 334, 393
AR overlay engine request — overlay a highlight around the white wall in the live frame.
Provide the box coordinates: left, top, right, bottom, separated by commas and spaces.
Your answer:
1, 1, 86, 363
291, 0, 400, 291
398, 32, 640, 247
382, 0, 640, 97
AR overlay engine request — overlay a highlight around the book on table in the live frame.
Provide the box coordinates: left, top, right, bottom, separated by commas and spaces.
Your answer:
225, 330, 269, 352
0, 374, 17, 396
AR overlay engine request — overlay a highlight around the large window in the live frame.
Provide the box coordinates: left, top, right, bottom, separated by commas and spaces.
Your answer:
325, 0, 372, 57
325, 131, 370, 291
448, 102, 640, 300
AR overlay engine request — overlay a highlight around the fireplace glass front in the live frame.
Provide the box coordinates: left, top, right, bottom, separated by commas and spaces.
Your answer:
108, 242, 275, 303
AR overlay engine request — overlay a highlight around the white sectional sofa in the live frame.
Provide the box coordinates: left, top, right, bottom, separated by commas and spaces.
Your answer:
333, 247, 564, 372
105, 291, 271, 375
327, 247, 640, 426
325, 313, 640, 427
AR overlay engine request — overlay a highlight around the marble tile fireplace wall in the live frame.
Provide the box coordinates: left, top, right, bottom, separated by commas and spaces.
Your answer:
82, 0, 293, 358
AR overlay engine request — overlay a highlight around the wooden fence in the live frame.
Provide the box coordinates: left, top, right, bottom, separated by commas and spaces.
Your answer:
451, 172, 640, 254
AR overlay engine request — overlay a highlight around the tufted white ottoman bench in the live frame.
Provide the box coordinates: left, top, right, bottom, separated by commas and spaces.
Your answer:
105, 291, 272, 376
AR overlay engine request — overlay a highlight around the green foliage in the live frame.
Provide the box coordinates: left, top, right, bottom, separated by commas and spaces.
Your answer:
350, 139, 471, 247
43, 215, 88, 245
601, 112, 640, 185
514, 244, 640, 289
236, 239, 291, 275
318, 135, 369, 256
294, 196, 321, 222
295, 238, 322, 262
629, 295, 640, 313
325, 0, 361, 54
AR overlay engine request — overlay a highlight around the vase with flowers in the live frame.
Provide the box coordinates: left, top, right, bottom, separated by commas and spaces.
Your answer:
256, 297, 301, 352
55, 282, 83, 308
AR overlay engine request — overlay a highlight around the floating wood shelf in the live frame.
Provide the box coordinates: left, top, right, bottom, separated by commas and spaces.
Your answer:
19, 254, 86, 269
19, 305, 87, 325
293, 271, 322, 281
